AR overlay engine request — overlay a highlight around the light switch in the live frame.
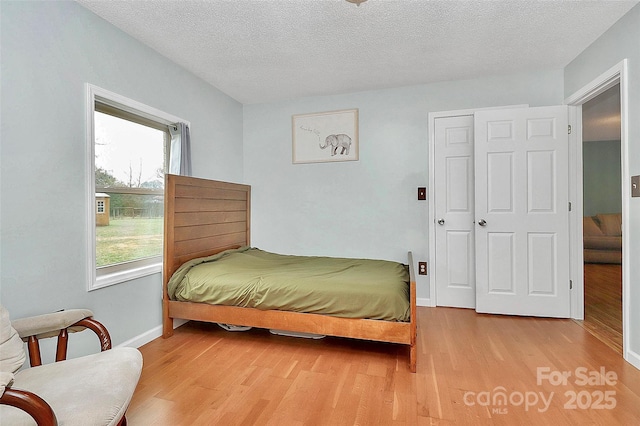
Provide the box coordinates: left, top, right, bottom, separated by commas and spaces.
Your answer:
632, 175, 640, 197
418, 187, 427, 200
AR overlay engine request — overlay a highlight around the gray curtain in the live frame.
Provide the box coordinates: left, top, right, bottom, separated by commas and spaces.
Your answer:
168, 123, 192, 176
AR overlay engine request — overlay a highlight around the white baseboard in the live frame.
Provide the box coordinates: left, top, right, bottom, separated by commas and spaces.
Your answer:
416, 297, 433, 307
625, 348, 640, 371
117, 318, 188, 349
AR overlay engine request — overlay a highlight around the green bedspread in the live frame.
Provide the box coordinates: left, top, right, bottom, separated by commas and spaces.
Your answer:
168, 247, 410, 322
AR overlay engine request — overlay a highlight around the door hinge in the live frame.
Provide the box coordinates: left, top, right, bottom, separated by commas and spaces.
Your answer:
568, 125, 572, 135
570, 280, 573, 290
569, 202, 572, 212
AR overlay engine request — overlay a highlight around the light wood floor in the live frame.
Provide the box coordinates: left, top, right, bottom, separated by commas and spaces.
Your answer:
127, 307, 640, 425
574, 263, 623, 354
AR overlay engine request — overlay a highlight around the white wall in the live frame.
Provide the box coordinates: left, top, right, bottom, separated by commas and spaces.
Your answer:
564, 3, 640, 368
0, 1, 243, 357
243, 70, 564, 302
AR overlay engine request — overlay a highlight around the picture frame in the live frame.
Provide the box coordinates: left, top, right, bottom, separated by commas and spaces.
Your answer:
292, 108, 359, 164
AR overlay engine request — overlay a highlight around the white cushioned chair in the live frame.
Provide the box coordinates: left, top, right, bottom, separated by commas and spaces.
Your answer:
0, 305, 142, 426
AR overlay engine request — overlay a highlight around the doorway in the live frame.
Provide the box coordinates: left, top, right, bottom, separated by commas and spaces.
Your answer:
565, 59, 630, 363
577, 84, 623, 354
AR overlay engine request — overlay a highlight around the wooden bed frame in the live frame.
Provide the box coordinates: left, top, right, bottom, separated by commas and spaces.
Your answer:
162, 174, 417, 372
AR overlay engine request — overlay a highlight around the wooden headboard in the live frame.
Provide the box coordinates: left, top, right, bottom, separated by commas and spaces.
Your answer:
163, 174, 251, 293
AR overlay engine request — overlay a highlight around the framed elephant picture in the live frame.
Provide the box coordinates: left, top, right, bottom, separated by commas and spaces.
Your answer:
292, 108, 359, 164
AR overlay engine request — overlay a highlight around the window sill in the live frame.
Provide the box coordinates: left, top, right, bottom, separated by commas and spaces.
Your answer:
90, 262, 162, 291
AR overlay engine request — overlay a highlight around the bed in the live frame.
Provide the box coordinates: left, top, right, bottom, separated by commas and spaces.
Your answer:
162, 174, 417, 372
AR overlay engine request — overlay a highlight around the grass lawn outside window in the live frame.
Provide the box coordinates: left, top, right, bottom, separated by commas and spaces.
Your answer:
96, 217, 163, 267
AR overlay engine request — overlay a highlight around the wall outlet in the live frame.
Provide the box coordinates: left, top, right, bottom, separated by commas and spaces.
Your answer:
418, 262, 427, 275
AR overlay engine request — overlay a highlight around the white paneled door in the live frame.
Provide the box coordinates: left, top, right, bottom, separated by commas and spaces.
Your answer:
474, 106, 570, 317
434, 115, 476, 308
433, 106, 571, 318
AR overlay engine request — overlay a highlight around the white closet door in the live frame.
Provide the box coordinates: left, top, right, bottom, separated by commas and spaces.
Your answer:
474, 106, 570, 317
434, 115, 476, 308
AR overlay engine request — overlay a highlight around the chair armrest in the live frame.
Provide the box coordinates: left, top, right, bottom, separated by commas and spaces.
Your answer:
11, 310, 112, 367
0, 388, 58, 426
69, 318, 112, 352
11, 309, 94, 340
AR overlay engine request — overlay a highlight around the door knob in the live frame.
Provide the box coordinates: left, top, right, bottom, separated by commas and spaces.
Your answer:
478, 219, 487, 226
437, 218, 445, 225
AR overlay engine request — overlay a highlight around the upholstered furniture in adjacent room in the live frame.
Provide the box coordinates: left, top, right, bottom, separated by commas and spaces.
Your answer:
583, 213, 622, 264
0, 306, 142, 426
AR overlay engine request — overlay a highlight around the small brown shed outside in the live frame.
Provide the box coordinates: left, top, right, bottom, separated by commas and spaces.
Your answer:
95, 193, 110, 226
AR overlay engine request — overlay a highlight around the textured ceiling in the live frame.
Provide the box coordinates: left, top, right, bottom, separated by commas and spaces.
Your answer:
76, 0, 638, 105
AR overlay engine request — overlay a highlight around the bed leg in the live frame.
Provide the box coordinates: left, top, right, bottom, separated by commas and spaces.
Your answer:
409, 344, 417, 373
407, 251, 417, 373
163, 319, 174, 338
162, 301, 174, 338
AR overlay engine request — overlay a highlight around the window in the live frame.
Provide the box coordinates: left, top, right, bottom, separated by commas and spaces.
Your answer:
86, 85, 188, 290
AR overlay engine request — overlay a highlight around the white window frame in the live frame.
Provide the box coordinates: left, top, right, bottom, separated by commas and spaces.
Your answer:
96, 199, 105, 214
86, 84, 189, 291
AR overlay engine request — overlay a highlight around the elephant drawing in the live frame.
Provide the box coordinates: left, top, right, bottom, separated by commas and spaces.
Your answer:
319, 134, 352, 156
